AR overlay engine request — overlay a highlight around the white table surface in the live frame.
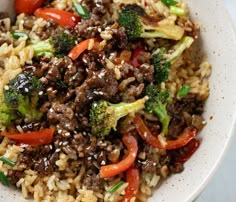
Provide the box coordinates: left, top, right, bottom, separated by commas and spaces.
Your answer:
196, 0, 236, 201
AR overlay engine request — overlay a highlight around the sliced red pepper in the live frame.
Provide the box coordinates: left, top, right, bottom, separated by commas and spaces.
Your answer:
68, 38, 95, 60
175, 138, 200, 163
133, 115, 197, 150
34, 8, 80, 28
15, 0, 44, 14
123, 167, 140, 202
100, 133, 138, 178
2, 128, 55, 146
131, 47, 145, 68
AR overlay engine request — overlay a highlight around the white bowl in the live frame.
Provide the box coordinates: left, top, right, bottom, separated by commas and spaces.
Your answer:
1, 0, 236, 202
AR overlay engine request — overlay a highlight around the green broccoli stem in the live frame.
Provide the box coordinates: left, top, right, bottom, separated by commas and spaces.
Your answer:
166, 36, 194, 64
31, 39, 54, 57
152, 103, 170, 135
140, 24, 184, 41
111, 96, 148, 129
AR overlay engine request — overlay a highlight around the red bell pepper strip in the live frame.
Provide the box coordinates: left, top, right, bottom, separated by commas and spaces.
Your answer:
123, 167, 140, 202
131, 47, 145, 68
15, 0, 44, 14
68, 38, 95, 60
175, 138, 200, 163
100, 133, 138, 178
34, 8, 80, 28
133, 115, 197, 150
2, 128, 55, 146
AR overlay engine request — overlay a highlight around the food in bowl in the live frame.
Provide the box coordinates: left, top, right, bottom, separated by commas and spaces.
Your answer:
0, 0, 211, 201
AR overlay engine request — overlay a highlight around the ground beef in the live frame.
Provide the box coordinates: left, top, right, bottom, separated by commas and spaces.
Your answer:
83, 0, 111, 17
167, 95, 204, 116
108, 27, 129, 50
75, 17, 105, 39
7, 170, 25, 185
167, 95, 204, 138
81, 51, 106, 70
47, 102, 78, 131
75, 69, 118, 113
20, 145, 58, 175
133, 63, 154, 83
167, 117, 186, 139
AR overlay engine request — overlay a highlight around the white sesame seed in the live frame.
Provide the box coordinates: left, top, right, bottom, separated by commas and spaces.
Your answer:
4, 85, 9, 90
101, 160, 106, 165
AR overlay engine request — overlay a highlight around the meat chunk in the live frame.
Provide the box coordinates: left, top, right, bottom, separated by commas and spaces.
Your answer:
47, 103, 78, 131
75, 69, 118, 113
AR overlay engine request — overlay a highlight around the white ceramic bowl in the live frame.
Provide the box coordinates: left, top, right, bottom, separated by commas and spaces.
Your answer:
1, 0, 236, 202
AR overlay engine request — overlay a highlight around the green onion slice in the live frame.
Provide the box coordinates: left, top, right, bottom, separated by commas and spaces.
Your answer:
11, 31, 29, 40
177, 85, 190, 99
0, 171, 10, 186
161, 0, 178, 7
170, 6, 185, 16
108, 181, 125, 193
73, 2, 90, 19
0, 157, 16, 167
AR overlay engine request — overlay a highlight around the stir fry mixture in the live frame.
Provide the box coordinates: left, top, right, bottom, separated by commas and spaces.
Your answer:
0, 0, 211, 201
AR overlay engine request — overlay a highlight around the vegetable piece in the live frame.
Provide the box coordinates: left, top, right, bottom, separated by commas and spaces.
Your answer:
133, 114, 197, 150
34, 8, 80, 28
3, 72, 43, 122
52, 32, 76, 56
152, 36, 194, 83
175, 139, 200, 163
170, 6, 185, 16
161, 0, 178, 7
31, 39, 54, 57
11, 31, 29, 39
177, 85, 190, 99
144, 84, 171, 135
0, 171, 10, 186
100, 133, 138, 178
118, 7, 184, 40
0, 157, 16, 167
15, 0, 43, 14
73, 2, 89, 19
89, 97, 147, 137
31, 31, 76, 56
68, 38, 95, 60
131, 47, 145, 68
108, 181, 125, 193
123, 167, 140, 202
2, 128, 55, 146
0, 103, 16, 126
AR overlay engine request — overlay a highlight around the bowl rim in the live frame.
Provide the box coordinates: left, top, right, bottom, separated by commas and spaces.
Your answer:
188, 6, 236, 202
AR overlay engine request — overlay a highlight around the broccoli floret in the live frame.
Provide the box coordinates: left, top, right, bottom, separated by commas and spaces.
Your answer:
89, 97, 148, 137
52, 32, 75, 56
0, 103, 16, 126
152, 36, 194, 83
144, 84, 171, 135
31, 32, 75, 57
118, 8, 184, 40
3, 72, 43, 122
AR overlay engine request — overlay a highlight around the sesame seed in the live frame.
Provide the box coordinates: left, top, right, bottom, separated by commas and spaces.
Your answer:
38, 91, 43, 95
101, 160, 106, 165
4, 85, 9, 90
55, 149, 61, 153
